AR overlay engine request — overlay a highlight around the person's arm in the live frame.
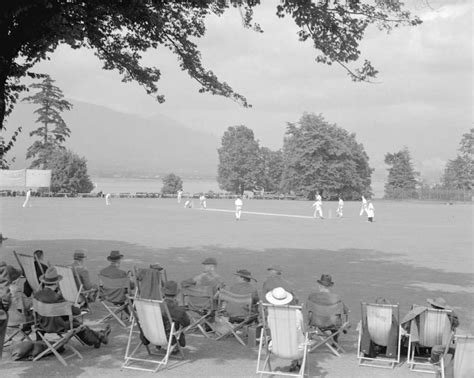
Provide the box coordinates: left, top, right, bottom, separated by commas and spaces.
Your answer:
79, 269, 97, 291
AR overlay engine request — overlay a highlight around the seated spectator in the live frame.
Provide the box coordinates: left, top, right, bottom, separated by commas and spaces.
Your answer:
72, 249, 98, 303
262, 265, 297, 304
225, 269, 259, 320
307, 274, 349, 341
402, 297, 459, 363
34, 267, 111, 348
24, 249, 49, 297
162, 281, 190, 348
181, 257, 225, 294
0, 261, 13, 359
266, 287, 305, 372
99, 250, 134, 305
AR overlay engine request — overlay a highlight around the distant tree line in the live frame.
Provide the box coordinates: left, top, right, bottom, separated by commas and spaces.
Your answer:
217, 113, 373, 200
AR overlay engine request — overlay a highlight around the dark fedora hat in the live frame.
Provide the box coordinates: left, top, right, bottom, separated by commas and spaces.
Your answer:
107, 250, 124, 261
267, 265, 282, 273
317, 274, 334, 287
73, 249, 87, 260
163, 281, 179, 296
202, 257, 217, 266
149, 263, 164, 271
40, 267, 63, 284
234, 269, 256, 282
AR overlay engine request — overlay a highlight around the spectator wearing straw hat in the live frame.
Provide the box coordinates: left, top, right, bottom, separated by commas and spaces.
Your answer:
262, 265, 297, 304
99, 251, 134, 305
72, 249, 98, 302
34, 267, 111, 348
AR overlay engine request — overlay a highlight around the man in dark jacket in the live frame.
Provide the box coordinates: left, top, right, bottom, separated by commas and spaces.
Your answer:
34, 267, 111, 348
99, 250, 133, 305
162, 281, 190, 348
23, 250, 49, 297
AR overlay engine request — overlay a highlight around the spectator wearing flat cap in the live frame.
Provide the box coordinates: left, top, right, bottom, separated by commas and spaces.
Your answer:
162, 281, 190, 347
262, 264, 297, 303
181, 257, 225, 294
72, 249, 98, 303
99, 251, 134, 305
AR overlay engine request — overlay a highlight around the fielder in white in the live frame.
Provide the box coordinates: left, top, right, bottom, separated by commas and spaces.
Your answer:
177, 189, 183, 203
336, 197, 344, 217
105, 193, 111, 206
367, 201, 375, 222
359, 195, 368, 216
312, 193, 324, 219
22, 189, 32, 208
234, 196, 243, 220
199, 194, 207, 209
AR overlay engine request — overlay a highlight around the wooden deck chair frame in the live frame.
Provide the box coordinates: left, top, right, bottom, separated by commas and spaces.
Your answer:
4, 299, 34, 346
256, 302, 309, 378
406, 307, 454, 376
122, 297, 183, 372
307, 301, 350, 357
14, 251, 43, 293
215, 289, 258, 346
98, 275, 131, 327
357, 302, 402, 369
181, 286, 216, 338
133, 266, 167, 300
448, 334, 474, 378
31, 298, 84, 366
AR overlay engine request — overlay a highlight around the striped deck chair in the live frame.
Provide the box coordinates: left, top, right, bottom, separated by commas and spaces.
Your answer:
357, 302, 401, 369
98, 275, 131, 327
307, 300, 350, 356
122, 298, 183, 372
54, 265, 84, 307
182, 285, 217, 338
134, 266, 167, 300
256, 302, 309, 378
14, 251, 43, 293
450, 335, 474, 378
215, 289, 258, 346
31, 298, 84, 366
407, 308, 453, 375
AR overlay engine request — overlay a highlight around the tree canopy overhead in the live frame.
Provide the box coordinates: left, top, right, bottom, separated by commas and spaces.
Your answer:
1, 0, 420, 125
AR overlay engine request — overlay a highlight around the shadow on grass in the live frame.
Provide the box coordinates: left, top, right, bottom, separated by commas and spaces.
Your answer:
1, 239, 473, 377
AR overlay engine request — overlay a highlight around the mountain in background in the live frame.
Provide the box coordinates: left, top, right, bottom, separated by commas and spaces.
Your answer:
6, 100, 219, 178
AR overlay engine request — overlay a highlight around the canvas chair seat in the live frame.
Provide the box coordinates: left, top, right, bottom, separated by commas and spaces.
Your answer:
256, 302, 310, 378
14, 251, 44, 294
451, 335, 474, 378
122, 298, 183, 373
54, 265, 94, 314
98, 275, 131, 327
31, 298, 84, 366
307, 300, 350, 357
181, 285, 217, 338
357, 302, 402, 369
407, 307, 454, 376
215, 289, 258, 346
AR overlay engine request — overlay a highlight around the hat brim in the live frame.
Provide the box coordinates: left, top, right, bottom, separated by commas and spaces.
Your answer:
317, 280, 334, 287
427, 298, 452, 310
265, 291, 293, 305
234, 273, 257, 282
40, 274, 63, 284
107, 255, 123, 261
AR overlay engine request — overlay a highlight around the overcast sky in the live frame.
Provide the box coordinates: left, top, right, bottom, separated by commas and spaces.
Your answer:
21, 0, 472, 179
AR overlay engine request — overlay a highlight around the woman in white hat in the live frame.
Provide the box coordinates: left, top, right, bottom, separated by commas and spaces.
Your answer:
265, 287, 306, 372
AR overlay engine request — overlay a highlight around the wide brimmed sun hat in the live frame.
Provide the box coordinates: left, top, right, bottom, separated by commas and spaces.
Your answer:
40, 267, 63, 284
107, 250, 124, 261
234, 269, 256, 282
427, 297, 452, 310
266, 287, 293, 305
317, 274, 334, 287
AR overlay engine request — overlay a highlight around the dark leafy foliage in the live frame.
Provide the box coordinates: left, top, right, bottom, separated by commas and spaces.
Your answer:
281, 113, 373, 200
442, 129, 473, 190
46, 148, 94, 193
0, 0, 420, 165
384, 147, 418, 199
161, 173, 183, 194
22, 75, 72, 168
260, 147, 284, 193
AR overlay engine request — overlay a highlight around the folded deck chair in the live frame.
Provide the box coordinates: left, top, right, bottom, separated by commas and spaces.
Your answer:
31, 298, 84, 366
181, 285, 216, 338
134, 266, 167, 300
450, 335, 474, 378
256, 302, 309, 378
215, 289, 258, 346
407, 307, 453, 375
357, 302, 401, 369
122, 297, 182, 372
307, 300, 350, 356
14, 251, 43, 293
98, 275, 131, 327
